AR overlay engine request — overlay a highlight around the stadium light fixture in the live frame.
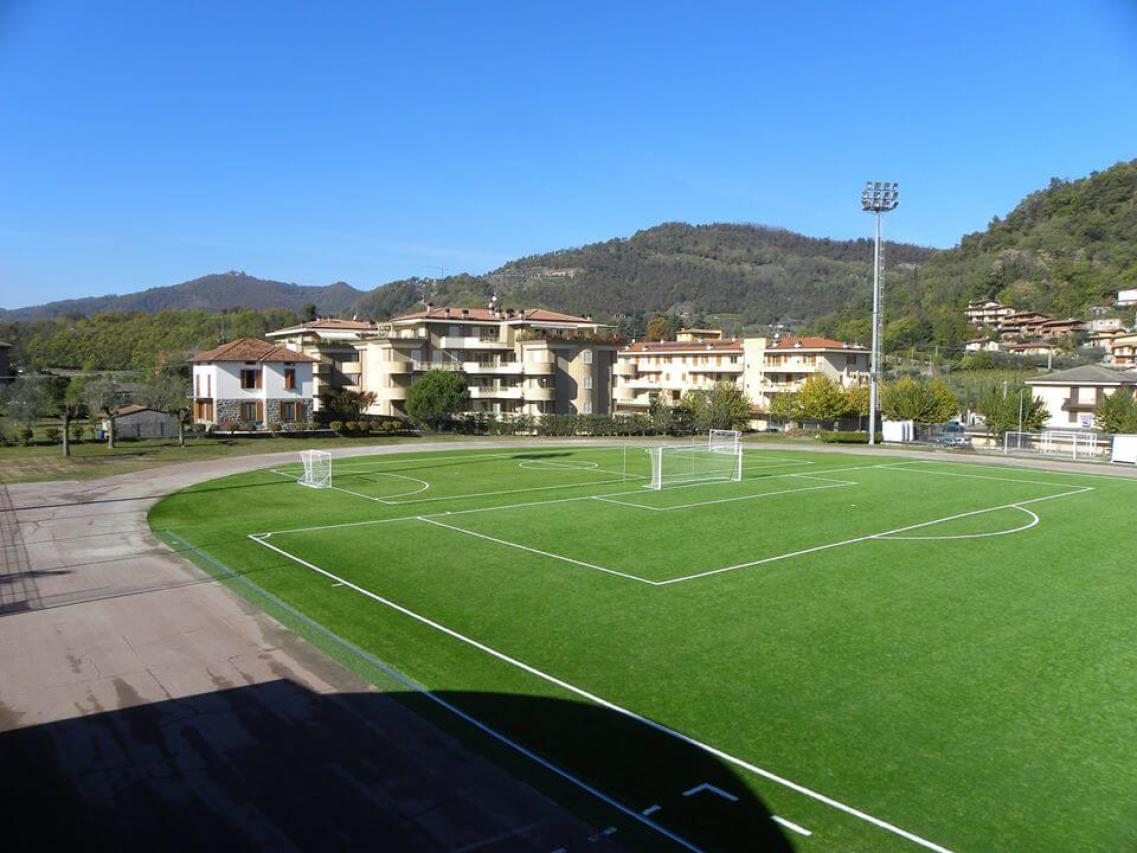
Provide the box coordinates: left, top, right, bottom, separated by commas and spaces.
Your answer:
861, 180, 900, 446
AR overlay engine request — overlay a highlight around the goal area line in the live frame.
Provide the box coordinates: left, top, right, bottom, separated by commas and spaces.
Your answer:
246, 531, 955, 853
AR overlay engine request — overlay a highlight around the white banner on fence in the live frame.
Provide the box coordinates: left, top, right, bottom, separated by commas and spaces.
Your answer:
882, 420, 914, 443
1111, 434, 1137, 464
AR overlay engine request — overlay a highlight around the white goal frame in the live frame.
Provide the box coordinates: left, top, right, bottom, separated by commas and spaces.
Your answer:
708, 429, 742, 454
644, 444, 743, 490
1003, 430, 1100, 461
298, 449, 333, 488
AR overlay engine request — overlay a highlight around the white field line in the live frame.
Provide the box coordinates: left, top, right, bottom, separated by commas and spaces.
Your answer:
772, 815, 812, 837
878, 464, 1079, 489
238, 534, 696, 852
656, 485, 1093, 586
592, 477, 856, 512
247, 533, 954, 853
416, 516, 658, 585
255, 463, 905, 537
359, 471, 431, 498
880, 506, 1039, 541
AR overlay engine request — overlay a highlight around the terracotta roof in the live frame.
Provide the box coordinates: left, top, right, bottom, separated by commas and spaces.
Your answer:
190, 338, 316, 363
266, 318, 376, 337
621, 339, 743, 354
116, 404, 152, 416
769, 336, 866, 351
389, 306, 593, 324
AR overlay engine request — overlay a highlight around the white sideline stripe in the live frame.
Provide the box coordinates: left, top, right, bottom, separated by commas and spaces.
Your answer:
772, 815, 812, 837
881, 506, 1040, 541
247, 534, 954, 853
656, 485, 1093, 586
593, 478, 856, 512
361, 471, 431, 498
642, 804, 661, 816
683, 782, 739, 802
417, 517, 657, 585
879, 464, 1080, 489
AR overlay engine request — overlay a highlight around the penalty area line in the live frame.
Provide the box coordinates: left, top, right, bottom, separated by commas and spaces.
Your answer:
247, 533, 954, 853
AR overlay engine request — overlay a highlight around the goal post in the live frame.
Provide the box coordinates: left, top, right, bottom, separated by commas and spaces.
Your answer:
644, 444, 742, 490
708, 429, 742, 454
298, 449, 332, 488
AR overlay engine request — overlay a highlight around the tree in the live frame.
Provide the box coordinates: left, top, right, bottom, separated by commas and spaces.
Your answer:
1, 377, 48, 442
40, 374, 85, 458
976, 385, 1047, 438
301, 303, 318, 322
645, 314, 673, 342
703, 380, 752, 430
845, 384, 870, 429
319, 388, 378, 421
140, 371, 193, 447
405, 370, 468, 430
1094, 387, 1137, 434
880, 377, 959, 423
82, 376, 122, 449
767, 391, 801, 425
796, 375, 850, 425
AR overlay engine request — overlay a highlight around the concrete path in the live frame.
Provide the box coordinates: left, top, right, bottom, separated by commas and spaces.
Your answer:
0, 440, 622, 851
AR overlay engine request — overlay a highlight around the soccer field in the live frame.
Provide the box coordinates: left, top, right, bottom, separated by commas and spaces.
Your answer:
149, 443, 1137, 851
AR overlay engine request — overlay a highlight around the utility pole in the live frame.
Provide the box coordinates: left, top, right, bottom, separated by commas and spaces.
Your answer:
861, 181, 900, 445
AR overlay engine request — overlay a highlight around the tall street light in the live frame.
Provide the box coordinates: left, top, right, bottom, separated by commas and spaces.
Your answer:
861, 181, 900, 445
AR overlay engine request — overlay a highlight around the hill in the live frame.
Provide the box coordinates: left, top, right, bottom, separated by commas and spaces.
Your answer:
0, 272, 363, 320
350, 224, 937, 334
816, 159, 1137, 349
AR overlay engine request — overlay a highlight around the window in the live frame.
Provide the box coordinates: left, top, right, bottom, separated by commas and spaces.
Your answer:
206, 374, 211, 396
280, 401, 298, 421
582, 349, 593, 365
240, 401, 262, 422
194, 375, 201, 396
583, 374, 593, 390
583, 400, 592, 414
194, 401, 213, 421
284, 368, 296, 390
241, 368, 262, 389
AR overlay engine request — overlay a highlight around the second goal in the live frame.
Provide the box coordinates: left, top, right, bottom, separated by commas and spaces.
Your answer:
643, 444, 742, 490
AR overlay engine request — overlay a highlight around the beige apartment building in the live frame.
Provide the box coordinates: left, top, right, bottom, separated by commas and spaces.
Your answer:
266, 318, 377, 410
614, 332, 869, 427
353, 305, 619, 418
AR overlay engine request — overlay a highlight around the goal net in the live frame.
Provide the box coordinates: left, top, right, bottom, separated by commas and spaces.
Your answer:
1003, 430, 1100, 460
708, 429, 742, 454
644, 445, 742, 490
298, 449, 332, 488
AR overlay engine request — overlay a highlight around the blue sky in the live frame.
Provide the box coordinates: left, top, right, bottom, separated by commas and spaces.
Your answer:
1, 1, 1135, 307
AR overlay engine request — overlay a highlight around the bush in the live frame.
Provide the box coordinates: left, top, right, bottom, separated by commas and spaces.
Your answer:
219, 418, 237, 432
815, 430, 869, 444
71, 425, 85, 442
329, 420, 344, 434
44, 427, 61, 444
269, 421, 283, 434
344, 420, 359, 433
380, 419, 404, 434
20, 427, 34, 446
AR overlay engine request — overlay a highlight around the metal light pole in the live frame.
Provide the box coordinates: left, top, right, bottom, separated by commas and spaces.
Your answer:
861, 181, 900, 445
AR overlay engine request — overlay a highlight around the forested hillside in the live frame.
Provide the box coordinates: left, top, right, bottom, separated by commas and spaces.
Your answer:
815, 159, 1137, 349
350, 224, 936, 330
0, 272, 361, 320
0, 308, 300, 371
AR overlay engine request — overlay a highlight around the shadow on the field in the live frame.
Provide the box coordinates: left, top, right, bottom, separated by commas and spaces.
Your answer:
2, 678, 794, 851
510, 451, 576, 459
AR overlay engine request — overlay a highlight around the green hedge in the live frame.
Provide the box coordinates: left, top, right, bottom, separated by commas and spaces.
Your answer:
815, 430, 869, 444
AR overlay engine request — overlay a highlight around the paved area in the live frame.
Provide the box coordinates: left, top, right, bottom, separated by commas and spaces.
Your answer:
0, 441, 622, 851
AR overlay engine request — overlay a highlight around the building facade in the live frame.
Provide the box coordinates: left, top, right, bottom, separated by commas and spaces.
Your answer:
265, 318, 375, 410
613, 333, 869, 427
1025, 365, 1137, 430
0, 341, 12, 384
354, 306, 619, 418
964, 300, 1016, 327
190, 338, 316, 428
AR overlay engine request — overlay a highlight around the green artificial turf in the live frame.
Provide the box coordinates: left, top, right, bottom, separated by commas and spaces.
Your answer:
149, 445, 1137, 851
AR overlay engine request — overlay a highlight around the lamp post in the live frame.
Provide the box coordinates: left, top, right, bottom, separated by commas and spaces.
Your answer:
861, 181, 900, 445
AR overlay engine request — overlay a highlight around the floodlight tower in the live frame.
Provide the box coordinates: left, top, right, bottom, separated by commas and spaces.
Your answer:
861, 181, 900, 445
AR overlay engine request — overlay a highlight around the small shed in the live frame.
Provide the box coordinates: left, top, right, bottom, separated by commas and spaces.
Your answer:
103, 405, 182, 439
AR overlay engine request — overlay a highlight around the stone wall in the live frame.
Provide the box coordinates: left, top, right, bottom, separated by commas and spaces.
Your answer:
212, 399, 312, 428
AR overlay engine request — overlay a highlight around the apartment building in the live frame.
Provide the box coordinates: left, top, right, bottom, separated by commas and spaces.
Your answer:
191, 338, 316, 428
354, 305, 618, 418
1110, 332, 1137, 367
964, 300, 1016, 327
1025, 365, 1137, 430
613, 333, 869, 427
265, 318, 375, 409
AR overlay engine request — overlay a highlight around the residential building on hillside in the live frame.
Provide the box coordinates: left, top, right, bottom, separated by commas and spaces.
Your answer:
1026, 365, 1137, 430
1110, 332, 1137, 367
0, 341, 12, 384
1116, 289, 1137, 308
190, 338, 316, 428
1036, 318, 1086, 340
964, 300, 1015, 327
998, 310, 1053, 340
266, 318, 375, 409
1089, 316, 1125, 333
613, 333, 869, 428
354, 305, 618, 418
965, 337, 1002, 353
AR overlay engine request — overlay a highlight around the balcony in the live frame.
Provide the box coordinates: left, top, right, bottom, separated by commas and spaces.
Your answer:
384, 360, 414, 373
525, 360, 555, 375
412, 360, 463, 372
524, 386, 555, 401
614, 361, 637, 377
341, 361, 361, 374
464, 361, 523, 375
468, 386, 525, 400
439, 335, 510, 350
377, 385, 408, 400
688, 363, 744, 373
1062, 397, 1098, 411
